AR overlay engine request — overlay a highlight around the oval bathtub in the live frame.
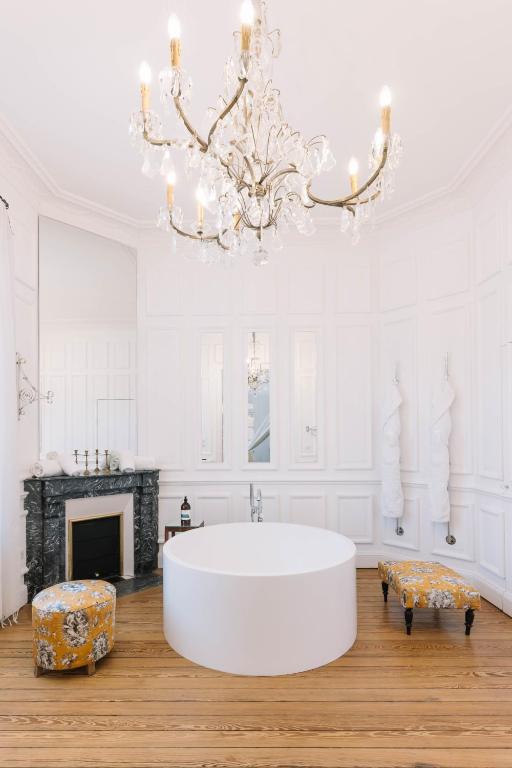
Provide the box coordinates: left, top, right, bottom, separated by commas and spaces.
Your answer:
163, 522, 357, 676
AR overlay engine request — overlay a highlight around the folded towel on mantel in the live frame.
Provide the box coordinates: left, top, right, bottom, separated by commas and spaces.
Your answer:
57, 454, 82, 477
119, 450, 135, 473
134, 455, 156, 470
30, 459, 61, 478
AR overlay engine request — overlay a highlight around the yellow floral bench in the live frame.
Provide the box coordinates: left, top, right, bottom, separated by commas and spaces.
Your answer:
378, 560, 480, 635
32, 580, 116, 676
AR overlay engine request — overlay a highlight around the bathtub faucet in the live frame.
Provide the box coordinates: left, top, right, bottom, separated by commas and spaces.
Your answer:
249, 484, 264, 522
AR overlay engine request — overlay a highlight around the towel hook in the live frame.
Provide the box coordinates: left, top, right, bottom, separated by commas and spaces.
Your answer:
393, 362, 400, 385
395, 518, 404, 536
444, 353, 449, 381
445, 520, 456, 545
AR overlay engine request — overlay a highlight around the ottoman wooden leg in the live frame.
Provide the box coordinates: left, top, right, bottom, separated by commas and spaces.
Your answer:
404, 608, 413, 635
381, 581, 389, 603
86, 662, 96, 676
465, 608, 475, 636
34, 666, 46, 678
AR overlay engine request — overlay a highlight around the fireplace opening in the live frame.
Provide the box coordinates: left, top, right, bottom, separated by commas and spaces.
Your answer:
69, 513, 122, 581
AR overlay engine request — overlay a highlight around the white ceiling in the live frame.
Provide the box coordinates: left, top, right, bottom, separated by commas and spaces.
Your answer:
1, 0, 511, 225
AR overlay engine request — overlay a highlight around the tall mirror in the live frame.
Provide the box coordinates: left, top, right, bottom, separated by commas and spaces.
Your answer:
200, 332, 224, 463
247, 331, 271, 463
39, 217, 137, 458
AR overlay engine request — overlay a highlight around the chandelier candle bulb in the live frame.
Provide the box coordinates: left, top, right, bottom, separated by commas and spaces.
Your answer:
139, 61, 152, 113
348, 157, 359, 194
240, 0, 255, 51
196, 188, 205, 231
380, 85, 392, 135
166, 171, 176, 209
168, 14, 182, 68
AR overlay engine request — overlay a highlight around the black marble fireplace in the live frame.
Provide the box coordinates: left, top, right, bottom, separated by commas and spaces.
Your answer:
24, 470, 159, 600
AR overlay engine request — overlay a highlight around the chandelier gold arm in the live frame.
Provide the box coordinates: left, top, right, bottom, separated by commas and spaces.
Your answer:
306, 141, 389, 209
168, 214, 230, 251
207, 78, 248, 147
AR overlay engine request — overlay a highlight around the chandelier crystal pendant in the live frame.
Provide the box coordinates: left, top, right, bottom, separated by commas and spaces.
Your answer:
130, 0, 402, 264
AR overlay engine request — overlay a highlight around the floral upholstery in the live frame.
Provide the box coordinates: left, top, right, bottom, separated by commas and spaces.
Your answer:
378, 560, 481, 610
32, 580, 116, 671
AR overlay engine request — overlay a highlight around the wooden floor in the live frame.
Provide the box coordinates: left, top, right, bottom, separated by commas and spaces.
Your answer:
1, 570, 512, 767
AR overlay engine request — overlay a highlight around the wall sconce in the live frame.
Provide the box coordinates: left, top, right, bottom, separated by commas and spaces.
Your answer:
16, 353, 53, 419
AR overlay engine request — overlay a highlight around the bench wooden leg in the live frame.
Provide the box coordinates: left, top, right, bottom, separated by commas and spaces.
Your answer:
34, 665, 45, 678
86, 662, 96, 676
381, 581, 389, 603
465, 608, 475, 636
404, 608, 413, 635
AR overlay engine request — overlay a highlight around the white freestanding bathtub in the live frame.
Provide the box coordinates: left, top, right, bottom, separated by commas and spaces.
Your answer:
163, 522, 357, 676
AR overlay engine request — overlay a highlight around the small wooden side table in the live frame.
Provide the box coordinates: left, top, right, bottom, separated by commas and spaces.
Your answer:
164, 521, 205, 541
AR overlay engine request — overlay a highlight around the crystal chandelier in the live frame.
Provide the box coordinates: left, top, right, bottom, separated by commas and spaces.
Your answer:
130, 0, 402, 264
247, 332, 270, 393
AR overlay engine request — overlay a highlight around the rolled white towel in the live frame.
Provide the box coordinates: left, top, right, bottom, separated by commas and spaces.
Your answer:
109, 451, 120, 471
58, 454, 82, 477
30, 459, 61, 478
134, 455, 156, 471
119, 450, 135, 473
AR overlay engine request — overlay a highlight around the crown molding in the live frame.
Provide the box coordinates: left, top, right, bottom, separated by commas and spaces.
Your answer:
375, 104, 512, 227
2, 104, 512, 235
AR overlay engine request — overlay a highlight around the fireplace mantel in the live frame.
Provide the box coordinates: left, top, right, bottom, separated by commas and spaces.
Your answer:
24, 470, 159, 600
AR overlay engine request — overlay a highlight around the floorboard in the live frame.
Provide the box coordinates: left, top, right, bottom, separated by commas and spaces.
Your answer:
0, 569, 510, 767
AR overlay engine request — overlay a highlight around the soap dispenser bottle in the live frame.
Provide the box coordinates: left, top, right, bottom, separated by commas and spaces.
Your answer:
180, 496, 191, 527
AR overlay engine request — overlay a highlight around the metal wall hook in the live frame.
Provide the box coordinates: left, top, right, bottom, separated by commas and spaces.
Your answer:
445, 520, 456, 545
395, 518, 404, 536
393, 362, 400, 385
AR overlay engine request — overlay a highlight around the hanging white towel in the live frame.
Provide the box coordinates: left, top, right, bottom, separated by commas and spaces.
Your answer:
381, 380, 404, 519
30, 459, 61, 478
430, 380, 455, 524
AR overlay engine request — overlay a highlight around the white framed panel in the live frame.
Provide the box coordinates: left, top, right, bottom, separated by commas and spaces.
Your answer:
290, 329, 323, 467
144, 327, 183, 469
289, 494, 326, 528
336, 324, 373, 469
478, 503, 505, 578
195, 494, 232, 525
475, 206, 504, 284
476, 281, 503, 480
337, 494, 373, 544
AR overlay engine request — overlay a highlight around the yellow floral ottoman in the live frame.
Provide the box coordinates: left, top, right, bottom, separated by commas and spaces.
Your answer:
378, 560, 480, 635
32, 580, 116, 676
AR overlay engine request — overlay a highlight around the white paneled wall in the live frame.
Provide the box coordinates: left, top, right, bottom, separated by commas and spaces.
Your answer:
141, 127, 512, 618
2, 118, 512, 619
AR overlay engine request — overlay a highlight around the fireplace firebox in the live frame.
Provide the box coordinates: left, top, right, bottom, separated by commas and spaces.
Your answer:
69, 513, 122, 581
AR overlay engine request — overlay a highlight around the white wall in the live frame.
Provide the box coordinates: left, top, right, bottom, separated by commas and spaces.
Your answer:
0, 131, 41, 615
39, 217, 137, 455
1, 117, 511, 618
139, 126, 512, 616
